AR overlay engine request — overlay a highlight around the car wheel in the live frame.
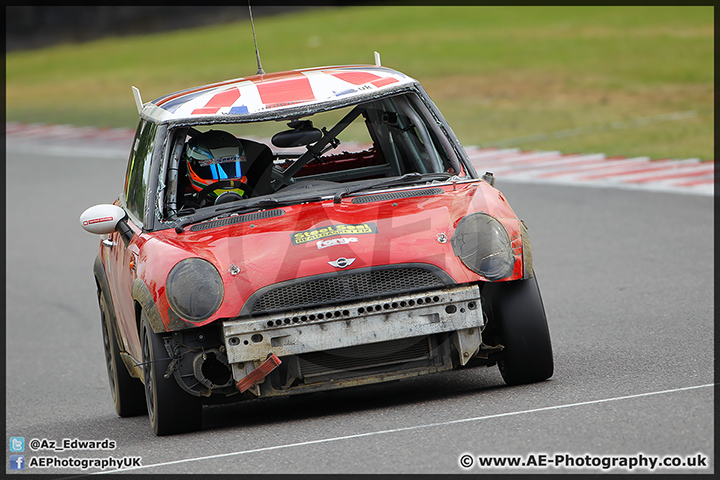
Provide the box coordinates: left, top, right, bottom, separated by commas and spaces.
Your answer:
99, 291, 146, 417
140, 310, 202, 435
482, 273, 554, 386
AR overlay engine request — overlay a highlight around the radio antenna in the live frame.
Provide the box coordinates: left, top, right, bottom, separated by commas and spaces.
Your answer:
248, 2, 265, 75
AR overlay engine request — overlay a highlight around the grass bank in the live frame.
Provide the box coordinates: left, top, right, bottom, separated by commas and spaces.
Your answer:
6, 6, 714, 160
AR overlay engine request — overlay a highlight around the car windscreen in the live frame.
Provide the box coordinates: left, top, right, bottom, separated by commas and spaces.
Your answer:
160, 92, 464, 221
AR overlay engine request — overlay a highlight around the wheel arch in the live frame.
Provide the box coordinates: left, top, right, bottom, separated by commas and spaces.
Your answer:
93, 256, 119, 333
95, 256, 147, 382
131, 278, 166, 335
520, 220, 534, 280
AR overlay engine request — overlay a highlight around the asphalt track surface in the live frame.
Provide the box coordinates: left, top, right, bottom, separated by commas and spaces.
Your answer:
5, 132, 714, 475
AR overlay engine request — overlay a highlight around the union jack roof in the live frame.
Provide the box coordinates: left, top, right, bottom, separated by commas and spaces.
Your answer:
141, 65, 417, 124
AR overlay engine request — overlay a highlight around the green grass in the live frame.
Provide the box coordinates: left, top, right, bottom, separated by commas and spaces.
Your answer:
6, 6, 714, 160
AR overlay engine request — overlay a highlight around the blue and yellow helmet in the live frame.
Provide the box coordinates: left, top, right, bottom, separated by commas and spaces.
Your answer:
186, 130, 248, 197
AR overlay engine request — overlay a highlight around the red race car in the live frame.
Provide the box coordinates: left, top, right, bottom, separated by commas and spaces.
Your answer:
81, 61, 553, 435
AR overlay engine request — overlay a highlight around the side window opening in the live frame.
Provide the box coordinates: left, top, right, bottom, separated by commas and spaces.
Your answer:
163, 127, 191, 220
407, 94, 463, 175
124, 120, 157, 224
391, 96, 444, 174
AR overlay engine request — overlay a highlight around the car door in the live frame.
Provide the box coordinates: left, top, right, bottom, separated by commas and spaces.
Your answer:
106, 120, 157, 361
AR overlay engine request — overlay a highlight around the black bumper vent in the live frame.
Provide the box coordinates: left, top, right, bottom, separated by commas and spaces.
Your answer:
245, 265, 452, 315
298, 336, 433, 379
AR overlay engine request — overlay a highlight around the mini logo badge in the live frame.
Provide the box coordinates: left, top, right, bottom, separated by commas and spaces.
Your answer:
328, 257, 356, 268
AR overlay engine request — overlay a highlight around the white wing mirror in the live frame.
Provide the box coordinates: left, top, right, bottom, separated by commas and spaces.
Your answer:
80, 204, 126, 235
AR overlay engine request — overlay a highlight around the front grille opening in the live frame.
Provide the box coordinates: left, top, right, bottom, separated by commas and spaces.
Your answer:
296, 335, 444, 384
251, 268, 446, 314
259, 334, 454, 395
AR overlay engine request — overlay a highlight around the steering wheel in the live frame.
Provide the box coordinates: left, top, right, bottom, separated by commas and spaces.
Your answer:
197, 180, 253, 203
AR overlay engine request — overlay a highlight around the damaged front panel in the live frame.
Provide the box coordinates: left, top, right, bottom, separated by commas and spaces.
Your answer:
223, 284, 485, 396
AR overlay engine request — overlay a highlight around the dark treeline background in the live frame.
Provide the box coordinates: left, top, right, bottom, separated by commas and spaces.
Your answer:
6, 6, 326, 52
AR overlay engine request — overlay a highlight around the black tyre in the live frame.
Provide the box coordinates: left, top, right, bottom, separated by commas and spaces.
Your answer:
482, 274, 553, 385
99, 291, 147, 417
141, 311, 202, 435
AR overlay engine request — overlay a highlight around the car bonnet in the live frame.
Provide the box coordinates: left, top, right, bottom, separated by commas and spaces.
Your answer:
149, 180, 524, 323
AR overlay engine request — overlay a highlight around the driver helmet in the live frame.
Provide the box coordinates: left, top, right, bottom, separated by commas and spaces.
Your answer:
186, 130, 248, 198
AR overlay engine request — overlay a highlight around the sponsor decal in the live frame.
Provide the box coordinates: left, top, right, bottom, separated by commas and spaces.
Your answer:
333, 89, 357, 97
264, 100, 306, 110
83, 217, 113, 226
197, 153, 246, 167
316, 237, 359, 249
328, 257, 356, 268
291, 223, 378, 245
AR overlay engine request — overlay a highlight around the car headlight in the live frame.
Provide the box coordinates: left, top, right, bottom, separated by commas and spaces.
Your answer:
166, 258, 224, 322
451, 213, 515, 280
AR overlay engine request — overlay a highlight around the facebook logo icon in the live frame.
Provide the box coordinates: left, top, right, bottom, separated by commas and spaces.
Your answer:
10, 455, 25, 470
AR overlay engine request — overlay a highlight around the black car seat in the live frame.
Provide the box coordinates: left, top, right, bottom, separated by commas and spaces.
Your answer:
238, 138, 274, 197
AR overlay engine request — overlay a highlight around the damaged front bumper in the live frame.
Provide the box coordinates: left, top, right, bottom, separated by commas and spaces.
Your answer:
222, 284, 489, 397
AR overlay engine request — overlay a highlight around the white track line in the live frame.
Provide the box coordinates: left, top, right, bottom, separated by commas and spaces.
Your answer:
86, 383, 713, 474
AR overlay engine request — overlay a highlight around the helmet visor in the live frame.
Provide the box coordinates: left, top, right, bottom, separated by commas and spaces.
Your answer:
186, 133, 247, 190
